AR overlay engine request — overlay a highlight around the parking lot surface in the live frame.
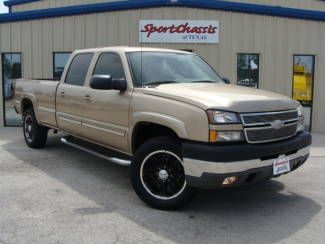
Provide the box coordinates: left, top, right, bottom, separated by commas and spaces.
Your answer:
0, 128, 324, 244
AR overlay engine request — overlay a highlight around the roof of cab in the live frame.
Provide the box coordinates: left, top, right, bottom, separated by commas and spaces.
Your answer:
73, 46, 192, 54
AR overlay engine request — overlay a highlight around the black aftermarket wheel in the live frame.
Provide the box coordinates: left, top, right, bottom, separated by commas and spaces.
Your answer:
23, 108, 48, 148
131, 137, 196, 210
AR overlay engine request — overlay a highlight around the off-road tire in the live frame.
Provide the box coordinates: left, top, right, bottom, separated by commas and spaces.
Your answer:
23, 108, 48, 148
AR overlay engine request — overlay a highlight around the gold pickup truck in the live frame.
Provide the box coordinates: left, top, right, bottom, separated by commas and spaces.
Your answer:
14, 47, 311, 210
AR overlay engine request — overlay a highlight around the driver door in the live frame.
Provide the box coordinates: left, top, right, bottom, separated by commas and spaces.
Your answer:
80, 52, 131, 152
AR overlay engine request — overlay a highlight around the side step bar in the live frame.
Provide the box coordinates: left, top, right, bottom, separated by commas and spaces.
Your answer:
60, 137, 131, 166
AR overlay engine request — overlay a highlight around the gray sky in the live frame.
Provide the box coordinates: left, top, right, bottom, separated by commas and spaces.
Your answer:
0, 0, 8, 14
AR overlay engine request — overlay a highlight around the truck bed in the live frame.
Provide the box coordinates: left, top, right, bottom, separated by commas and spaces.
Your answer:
14, 79, 60, 128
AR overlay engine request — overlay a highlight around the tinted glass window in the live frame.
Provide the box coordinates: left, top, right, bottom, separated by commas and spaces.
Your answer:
53, 53, 71, 80
65, 53, 93, 86
127, 52, 223, 87
93, 53, 125, 79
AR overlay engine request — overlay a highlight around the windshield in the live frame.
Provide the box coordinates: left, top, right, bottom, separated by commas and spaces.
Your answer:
127, 52, 224, 87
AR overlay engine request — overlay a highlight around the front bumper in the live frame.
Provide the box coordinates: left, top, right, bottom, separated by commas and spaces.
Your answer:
182, 131, 312, 189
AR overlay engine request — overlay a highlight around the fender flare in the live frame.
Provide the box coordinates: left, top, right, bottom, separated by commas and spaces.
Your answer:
130, 111, 188, 144
20, 93, 40, 123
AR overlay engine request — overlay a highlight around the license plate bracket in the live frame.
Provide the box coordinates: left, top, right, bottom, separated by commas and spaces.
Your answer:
273, 156, 290, 175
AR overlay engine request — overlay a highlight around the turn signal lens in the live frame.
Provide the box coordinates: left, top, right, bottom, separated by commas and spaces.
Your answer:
209, 130, 244, 142
209, 130, 218, 142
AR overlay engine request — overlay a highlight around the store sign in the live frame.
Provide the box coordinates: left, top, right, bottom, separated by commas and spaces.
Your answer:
139, 20, 219, 44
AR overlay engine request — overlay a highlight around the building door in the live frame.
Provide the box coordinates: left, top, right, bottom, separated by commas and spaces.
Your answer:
292, 55, 315, 131
1, 53, 22, 126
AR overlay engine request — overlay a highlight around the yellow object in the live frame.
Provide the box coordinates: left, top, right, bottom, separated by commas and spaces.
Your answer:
209, 130, 218, 142
293, 65, 312, 103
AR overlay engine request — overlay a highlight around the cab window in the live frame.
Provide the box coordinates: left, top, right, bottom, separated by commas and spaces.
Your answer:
65, 53, 94, 86
93, 53, 125, 79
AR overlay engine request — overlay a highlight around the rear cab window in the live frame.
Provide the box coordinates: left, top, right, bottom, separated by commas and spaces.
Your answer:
65, 53, 94, 86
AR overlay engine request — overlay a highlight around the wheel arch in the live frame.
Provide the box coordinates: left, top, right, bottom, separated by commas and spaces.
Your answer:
130, 112, 188, 154
20, 95, 40, 123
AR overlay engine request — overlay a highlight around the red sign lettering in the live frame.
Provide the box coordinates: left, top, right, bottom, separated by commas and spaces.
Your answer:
141, 22, 218, 38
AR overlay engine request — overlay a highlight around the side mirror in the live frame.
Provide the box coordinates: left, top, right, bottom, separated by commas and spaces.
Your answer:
222, 78, 231, 84
90, 75, 127, 91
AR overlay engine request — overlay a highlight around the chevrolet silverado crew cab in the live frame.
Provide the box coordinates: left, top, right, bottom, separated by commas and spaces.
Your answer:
14, 47, 311, 210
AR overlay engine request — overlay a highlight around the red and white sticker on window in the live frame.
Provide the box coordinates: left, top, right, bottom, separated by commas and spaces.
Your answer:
139, 20, 219, 44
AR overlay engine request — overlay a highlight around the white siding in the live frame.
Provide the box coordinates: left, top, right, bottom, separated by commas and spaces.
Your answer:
0, 7, 325, 132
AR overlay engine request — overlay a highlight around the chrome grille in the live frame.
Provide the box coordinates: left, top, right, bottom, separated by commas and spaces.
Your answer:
241, 110, 298, 126
241, 110, 298, 143
245, 123, 298, 143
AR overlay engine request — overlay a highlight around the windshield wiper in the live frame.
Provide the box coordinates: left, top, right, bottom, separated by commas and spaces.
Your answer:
144, 81, 179, 87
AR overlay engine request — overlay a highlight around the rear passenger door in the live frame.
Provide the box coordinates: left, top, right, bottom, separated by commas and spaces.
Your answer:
56, 53, 94, 135
81, 52, 131, 152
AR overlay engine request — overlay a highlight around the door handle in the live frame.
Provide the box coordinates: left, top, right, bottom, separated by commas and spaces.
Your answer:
84, 95, 91, 101
60, 92, 65, 97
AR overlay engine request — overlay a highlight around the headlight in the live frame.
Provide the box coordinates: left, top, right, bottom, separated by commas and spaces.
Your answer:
207, 110, 241, 124
297, 105, 305, 132
297, 104, 303, 117
207, 110, 244, 142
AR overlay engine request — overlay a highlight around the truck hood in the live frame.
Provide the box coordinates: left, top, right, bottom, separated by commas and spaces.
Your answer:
142, 83, 299, 113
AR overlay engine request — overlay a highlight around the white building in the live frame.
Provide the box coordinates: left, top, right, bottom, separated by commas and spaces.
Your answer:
1, 0, 325, 132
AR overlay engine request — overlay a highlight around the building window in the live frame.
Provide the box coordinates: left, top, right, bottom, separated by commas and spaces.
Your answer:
292, 55, 315, 131
237, 54, 259, 88
1, 53, 22, 126
65, 53, 94, 86
53, 52, 71, 80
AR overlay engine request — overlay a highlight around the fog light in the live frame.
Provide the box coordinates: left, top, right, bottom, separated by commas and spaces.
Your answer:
222, 176, 238, 185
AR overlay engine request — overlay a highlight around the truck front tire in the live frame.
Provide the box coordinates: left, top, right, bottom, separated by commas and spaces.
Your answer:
23, 108, 48, 148
131, 137, 196, 210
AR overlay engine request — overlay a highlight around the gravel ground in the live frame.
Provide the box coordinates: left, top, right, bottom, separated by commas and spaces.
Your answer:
0, 127, 324, 244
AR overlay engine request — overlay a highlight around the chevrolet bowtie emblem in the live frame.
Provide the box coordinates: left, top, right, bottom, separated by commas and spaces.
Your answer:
271, 120, 285, 130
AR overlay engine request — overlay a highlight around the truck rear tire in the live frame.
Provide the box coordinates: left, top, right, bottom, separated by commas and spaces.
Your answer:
131, 137, 196, 210
23, 108, 48, 148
